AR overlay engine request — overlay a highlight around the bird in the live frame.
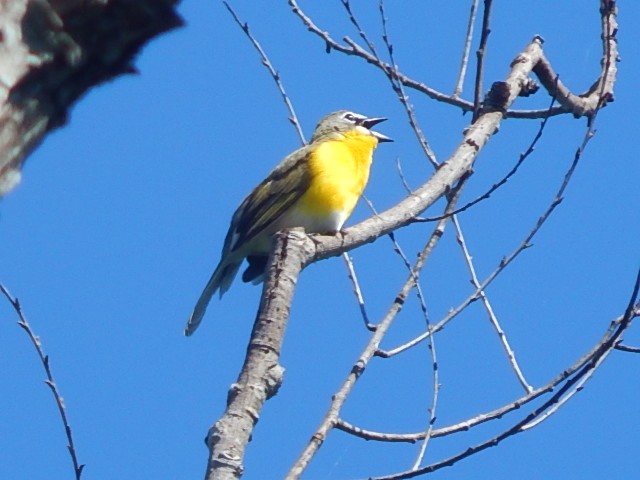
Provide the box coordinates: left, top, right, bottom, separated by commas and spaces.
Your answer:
185, 110, 392, 335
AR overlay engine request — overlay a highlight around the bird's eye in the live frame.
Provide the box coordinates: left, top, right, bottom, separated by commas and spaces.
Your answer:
343, 113, 356, 122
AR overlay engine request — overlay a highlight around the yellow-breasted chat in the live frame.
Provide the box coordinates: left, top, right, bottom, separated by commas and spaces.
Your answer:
185, 110, 392, 335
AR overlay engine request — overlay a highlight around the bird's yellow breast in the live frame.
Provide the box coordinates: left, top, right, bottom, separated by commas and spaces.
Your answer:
294, 131, 378, 232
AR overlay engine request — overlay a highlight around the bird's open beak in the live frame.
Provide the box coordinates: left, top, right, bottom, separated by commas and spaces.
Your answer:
362, 117, 393, 143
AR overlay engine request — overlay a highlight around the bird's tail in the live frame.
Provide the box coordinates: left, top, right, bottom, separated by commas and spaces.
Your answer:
184, 260, 242, 336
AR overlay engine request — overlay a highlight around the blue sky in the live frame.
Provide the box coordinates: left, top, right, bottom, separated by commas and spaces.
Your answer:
1, 1, 639, 479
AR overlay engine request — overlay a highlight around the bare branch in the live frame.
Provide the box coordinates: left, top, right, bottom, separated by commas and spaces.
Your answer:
0, 284, 84, 479
378, 0, 439, 168
453, 0, 480, 98
531, 1, 618, 117
394, 156, 414, 194
342, 252, 375, 330
205, 229, 311, 480
473, 0, 494, 120
223, 1, 306, 145
451, 215, 533, 392
338, 1, 439, 168
615, 342, 640, 353
340, 0, 379, 56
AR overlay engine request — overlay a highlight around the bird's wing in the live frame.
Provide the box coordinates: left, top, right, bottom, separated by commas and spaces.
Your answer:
223, 144, 313, 256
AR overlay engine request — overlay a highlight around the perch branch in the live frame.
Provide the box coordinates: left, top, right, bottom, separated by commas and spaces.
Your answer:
204, 229, 311, 480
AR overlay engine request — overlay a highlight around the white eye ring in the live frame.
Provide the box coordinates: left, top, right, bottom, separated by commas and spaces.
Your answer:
343, 112, 357, 122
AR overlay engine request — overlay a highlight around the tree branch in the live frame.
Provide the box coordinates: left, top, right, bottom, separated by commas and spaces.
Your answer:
205, 229, 311, 480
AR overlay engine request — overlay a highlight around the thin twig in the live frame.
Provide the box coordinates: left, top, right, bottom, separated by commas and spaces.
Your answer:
359, 196, 435, 344
517, 9, 628, 415
520, 347, 609, 430
413, 95, 557, 223
473, 0, 493, 121
615, 343, 640, 353
368, 222, 442, 468
453, 0, 480, 98
410, 291, 439, 470
405, 187, 470, 468
339, 1, 439, 168
394, 157, 413, 194
452, 215, 533, 392
0, 284, 84, 480
223, 1, 306, 144
378, 0, 438, 167
341, 0, 379, 56
342, 252, 375, 330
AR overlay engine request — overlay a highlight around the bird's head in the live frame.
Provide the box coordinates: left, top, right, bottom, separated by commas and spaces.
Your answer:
310, 110, 393, 144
